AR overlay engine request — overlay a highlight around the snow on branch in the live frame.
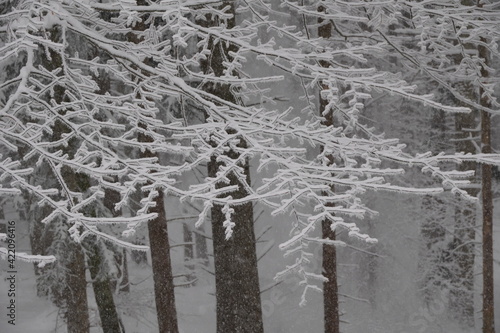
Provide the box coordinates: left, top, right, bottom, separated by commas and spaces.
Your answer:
1, 0, 499, 277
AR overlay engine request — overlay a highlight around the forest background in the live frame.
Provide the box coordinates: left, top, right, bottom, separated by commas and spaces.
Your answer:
0, 0, 500, 332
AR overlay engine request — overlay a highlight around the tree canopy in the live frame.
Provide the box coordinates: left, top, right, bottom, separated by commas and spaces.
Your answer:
1, 0, 499, 295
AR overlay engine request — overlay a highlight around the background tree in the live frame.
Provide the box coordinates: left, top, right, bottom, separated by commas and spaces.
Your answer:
1, 1, 500, 332
196, 5, 264, 332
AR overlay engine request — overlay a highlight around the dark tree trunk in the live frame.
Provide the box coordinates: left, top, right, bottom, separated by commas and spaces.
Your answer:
64, 172, 122, 333
198, 5, 263, 333
481, 107, 495, 333
209, 161, 263, 333
134, 90, 178, 333
127, 4, 179, 331
318, 8, 340, 333
481, 104, 495, 333
322, 221, 339, 333
86, 240, 123, 333
479, 34, 495, 333
147, 190, 179, 333
65, 242, 91, 333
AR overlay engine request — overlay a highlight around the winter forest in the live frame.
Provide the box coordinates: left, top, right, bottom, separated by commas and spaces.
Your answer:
0, 0, 500, 332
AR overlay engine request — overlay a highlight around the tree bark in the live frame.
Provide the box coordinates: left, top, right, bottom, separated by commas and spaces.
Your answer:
65, 242, 91, 333
128, 3, 179, 331
322, 221, 339, 333
147, 190, 179, 333
137, 122, 178, 332
198, 5, 263, 333
479, 33, 495, 333
136, 105, 178, 333
86, 240, 123, 333
118, 249, 130, 293
209, 161, 263, 333
318, 10, 340, 333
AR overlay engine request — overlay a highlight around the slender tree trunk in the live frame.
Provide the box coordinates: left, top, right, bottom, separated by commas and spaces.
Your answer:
147, 189, 179, 333
184, 222, 196, 284
317, 8, 340, 333
479, 33, 495, 333
65, 171, 122, 333
318, 10, 340, 333
481, 101, 495, 333
198, 5, 263, 333
65, 242, 91, 333
86, 240, 122, 333
138, 122, 178, 332
322, 221, 339, 333
118, 249, 130, 293
135, 103, 178, 333
127, 3, 179, 331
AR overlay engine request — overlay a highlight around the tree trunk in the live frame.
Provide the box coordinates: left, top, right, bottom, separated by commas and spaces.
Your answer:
481, 104, 495, 333
136, 108, 178, 333
209, 162, 263, 333
86, 240, 123, 333
198, 5, 263, 333
147, 189, 179, 333
318, 8, 340, 333
184, 222, 196, 285
128, 4, 179, 331
322, 221, 339, 333
195, 225, 209, 266
137, 123, 178, 332
479, 34, 495, 333
27, 196, 53, 290
65, 242, 91, 333
118, 249, 130, 293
